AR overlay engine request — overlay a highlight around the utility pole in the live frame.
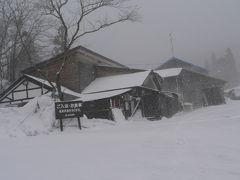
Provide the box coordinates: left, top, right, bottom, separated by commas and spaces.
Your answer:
169, 33, 175, 57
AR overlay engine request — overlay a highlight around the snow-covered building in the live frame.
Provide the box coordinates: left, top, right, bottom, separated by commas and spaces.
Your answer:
0, 74, 81, 106
0, 47, 182, 119
22, 46, 142, 93
0, 46, 142, 105
80, 70, 181, 119
155, 57, 226, 108
156, 57, 209, 75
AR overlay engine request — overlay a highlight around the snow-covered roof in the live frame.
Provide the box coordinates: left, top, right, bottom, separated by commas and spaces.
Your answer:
78, 89, 131, 102
154, 68, 182, 78
25, 74, 81, 98
82, 71, 151, 94
155, 57, 208, 73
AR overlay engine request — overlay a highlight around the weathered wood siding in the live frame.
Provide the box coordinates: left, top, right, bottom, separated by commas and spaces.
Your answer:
28, 53, 82, 92
78, 62, 95, 92
181, 72, 204, 107
162, 70, 225, 108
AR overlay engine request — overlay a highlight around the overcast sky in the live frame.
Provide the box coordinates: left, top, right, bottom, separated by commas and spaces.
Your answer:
79, 0, 240, 69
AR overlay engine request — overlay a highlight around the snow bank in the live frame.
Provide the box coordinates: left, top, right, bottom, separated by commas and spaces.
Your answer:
225, 86, 240, 100
111, 108, 126, 123
0, 94, 120, 137
0, 95, 55, 137
129, 110, 148, 121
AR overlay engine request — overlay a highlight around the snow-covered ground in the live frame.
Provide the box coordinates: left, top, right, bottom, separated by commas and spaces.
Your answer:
0, 96, 240, 180
226, 86, 240, 97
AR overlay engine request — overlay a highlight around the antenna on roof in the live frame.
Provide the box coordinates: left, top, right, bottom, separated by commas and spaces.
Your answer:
169, 33, 175, 57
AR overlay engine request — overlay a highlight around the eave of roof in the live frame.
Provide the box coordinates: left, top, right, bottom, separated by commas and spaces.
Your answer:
77, 89, 131, 102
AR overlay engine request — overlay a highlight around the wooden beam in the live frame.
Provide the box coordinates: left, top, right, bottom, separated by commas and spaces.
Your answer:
0, 97, 34, 104
26, 81, 29, 99
13, 87, 43, 93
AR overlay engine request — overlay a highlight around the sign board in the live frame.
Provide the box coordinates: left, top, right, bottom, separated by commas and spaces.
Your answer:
55, 101, 83, 119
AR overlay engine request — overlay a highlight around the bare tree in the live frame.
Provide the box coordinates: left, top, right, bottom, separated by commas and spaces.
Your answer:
38, 0, 139, 100
0, 0, 53, 84
8, 0, 56, 89
0, 0, 13, 87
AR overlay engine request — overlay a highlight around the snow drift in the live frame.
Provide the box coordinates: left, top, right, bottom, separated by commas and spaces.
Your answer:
0, 94, 121, 137
0, 95, 55, 137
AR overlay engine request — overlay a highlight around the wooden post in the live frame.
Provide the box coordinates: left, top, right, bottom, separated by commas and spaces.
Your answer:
77, 117, 82, 130
60, 119, 63, 131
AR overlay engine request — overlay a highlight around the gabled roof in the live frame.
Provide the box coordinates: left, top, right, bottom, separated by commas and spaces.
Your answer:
82, 70, 152, 94
0, 76, 50, 102
77, 46, 128, 68
154, 67, 226, 84
0, 75, 81, 102
155, 57, 208, 73
22, 46, 128, 73
24, 75, 81, 97
155, 68, 183, 78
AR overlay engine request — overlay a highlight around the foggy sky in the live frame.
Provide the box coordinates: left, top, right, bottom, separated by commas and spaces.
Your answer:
79, 0, 240, 69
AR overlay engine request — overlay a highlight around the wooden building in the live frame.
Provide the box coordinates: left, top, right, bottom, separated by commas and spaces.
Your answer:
0, 46, 143, 107
0, 74, 80, 106
79, 71, 181, 119
155, 57, 226, 108
156, 57, 209, 75
0, 47, 182, 119
22, 46, 142, 93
